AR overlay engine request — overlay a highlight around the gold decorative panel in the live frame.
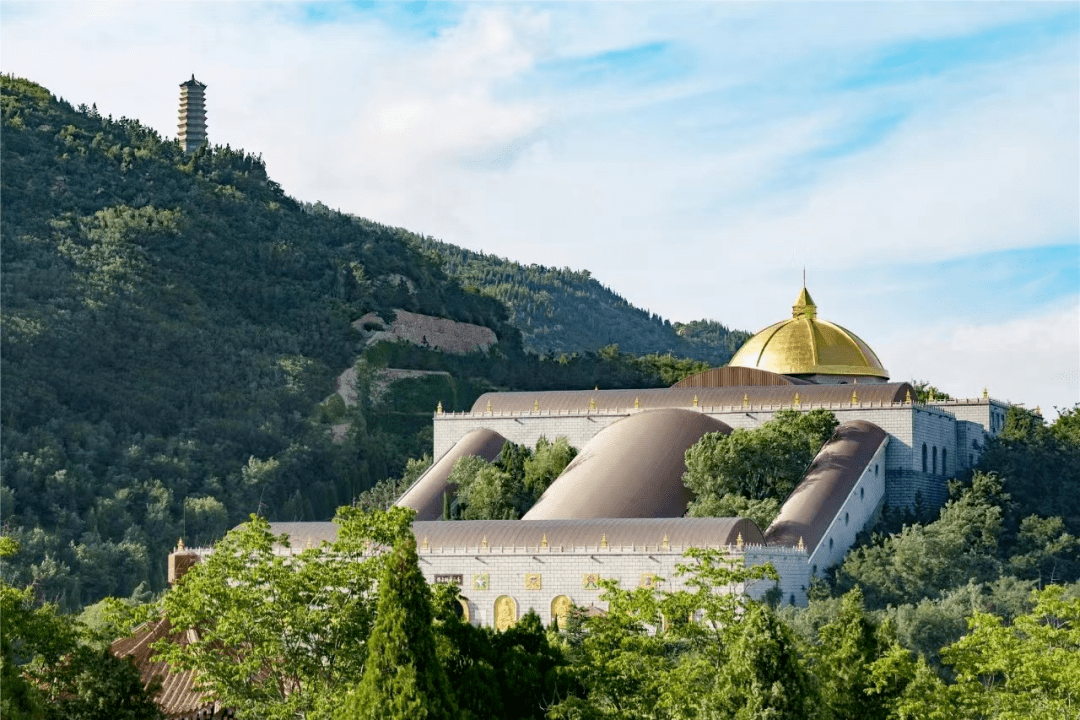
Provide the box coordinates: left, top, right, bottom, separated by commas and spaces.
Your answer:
494, 595, 517, 632
472, 573, 489, 591
582, 573, 600, 590
551, 595, 573, 630
639, 573, 656, 589
525, 573, 542, 590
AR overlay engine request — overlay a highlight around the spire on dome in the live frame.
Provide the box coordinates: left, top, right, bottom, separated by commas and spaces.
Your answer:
792, 287, 817, 319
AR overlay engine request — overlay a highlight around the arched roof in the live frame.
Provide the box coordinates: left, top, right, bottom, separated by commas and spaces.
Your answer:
263, 517, 766, 551
522, 409, 732, 520
472, 382, 915, 415
764, 420, 887, 552
396, 428, 508, 520
728, 288, 889, 379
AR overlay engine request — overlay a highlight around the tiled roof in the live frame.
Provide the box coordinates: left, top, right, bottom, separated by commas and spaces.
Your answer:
110, 618, 230, 720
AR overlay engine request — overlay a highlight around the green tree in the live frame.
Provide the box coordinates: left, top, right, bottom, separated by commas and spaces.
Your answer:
941, 585, 1080, 719
684, 409, 838, 516
1, 537, 161, 720
153, 507, 414, 720
523, 437, 577, 501
335, 535, 457, 720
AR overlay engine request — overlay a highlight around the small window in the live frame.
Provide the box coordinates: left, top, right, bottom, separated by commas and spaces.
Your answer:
790, 593, 796, 606
860, 487, 865, 500
844, 512, 849, 526
828, 538, 834, 551
932, 446, 937, 475
942, 448, 947, 475
874, 464, 879, 477
812, 564, 818, 575
922, 444, 927, 472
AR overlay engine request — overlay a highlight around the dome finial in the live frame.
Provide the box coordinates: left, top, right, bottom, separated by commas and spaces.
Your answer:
792, 286, 816, 319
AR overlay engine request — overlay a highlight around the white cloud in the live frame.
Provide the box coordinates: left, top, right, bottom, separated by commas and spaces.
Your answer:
876, 300, 1080, 420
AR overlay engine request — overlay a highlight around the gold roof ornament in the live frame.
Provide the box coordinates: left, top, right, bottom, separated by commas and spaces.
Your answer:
662, 534, 670, 550
742, 393, 749, 408
796, 536, 805, 551
486, 400, 492, 412
436, 400, 443, 414
534, 398, 539, 411
851, 390, 858, 405
905, 389, 912, 404
735, 532, 744, 550
589, 397, 596, 412
481, 536, 488, 550
793, 392, 801, 407
176, 538, 185, 551
634, 396, 640, 409
983, 387, 989, 399
422, 536, 429, 551
693, 394, 699, 407
541, 534, 548, 548
600, 533, 608, 549
727, 287, 889, 380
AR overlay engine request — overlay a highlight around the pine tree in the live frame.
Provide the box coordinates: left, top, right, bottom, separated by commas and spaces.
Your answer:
336, 536, 458, 720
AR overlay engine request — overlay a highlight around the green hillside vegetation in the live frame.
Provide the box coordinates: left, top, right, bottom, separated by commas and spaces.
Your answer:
409, 236, 751, 364
0, 76, 712, 610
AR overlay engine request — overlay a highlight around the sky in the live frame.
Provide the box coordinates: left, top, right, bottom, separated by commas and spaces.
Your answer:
3, 1, 1078, 417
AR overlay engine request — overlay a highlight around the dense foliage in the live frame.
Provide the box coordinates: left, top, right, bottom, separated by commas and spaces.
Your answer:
0, 76, 718, 610
682, 409, 839, 527
445, 438, 578, 520
0, 537, 161, 720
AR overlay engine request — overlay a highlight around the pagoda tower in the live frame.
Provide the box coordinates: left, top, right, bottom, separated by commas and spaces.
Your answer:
177, 75, 207, 154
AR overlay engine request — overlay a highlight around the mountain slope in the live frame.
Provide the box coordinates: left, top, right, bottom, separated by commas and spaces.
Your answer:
408, 235, 750, 364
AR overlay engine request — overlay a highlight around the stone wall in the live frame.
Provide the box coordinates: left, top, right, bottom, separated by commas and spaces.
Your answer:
416, 541, 810, 627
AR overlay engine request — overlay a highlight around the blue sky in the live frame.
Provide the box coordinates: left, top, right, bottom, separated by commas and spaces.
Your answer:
3, 1, 1078, 416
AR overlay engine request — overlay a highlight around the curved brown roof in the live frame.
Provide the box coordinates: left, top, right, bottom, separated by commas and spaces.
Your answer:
396, 428, 508, 520
522, 409, 732, 520
265, 517, 765, 550
764, 420, 887, 552
672, 367, 809, 388
111, 618, 225, 719
472, 383, 914, 414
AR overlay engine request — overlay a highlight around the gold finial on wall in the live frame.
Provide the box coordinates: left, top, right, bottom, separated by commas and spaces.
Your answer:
662, 534, 669, 550
793, 392, 801, 407
176, 538, 185, 551
905, 389, 912, 404
983, 387, 989, 399
481, 536, 488, 550
693, 394, 699, 407
736, 532, 744, 550
851, 390, 858, 405
634, 396, 640, 409
422, 536, 429, 551
486, 400, 492, 412
600, 533, 608, 549
742, 393, 749, 408
589, 397, 596, 412
796, 537, 805, 551
541, 534, 548, 548
436, 400, 443, 414
534, 399, 539, 411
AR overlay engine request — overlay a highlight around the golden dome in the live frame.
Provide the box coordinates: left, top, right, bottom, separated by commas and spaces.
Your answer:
727, 288, 889, 380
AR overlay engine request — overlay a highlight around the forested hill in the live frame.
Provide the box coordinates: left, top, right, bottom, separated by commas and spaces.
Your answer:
409, 235, 750, 364
0, 76, 716, 609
